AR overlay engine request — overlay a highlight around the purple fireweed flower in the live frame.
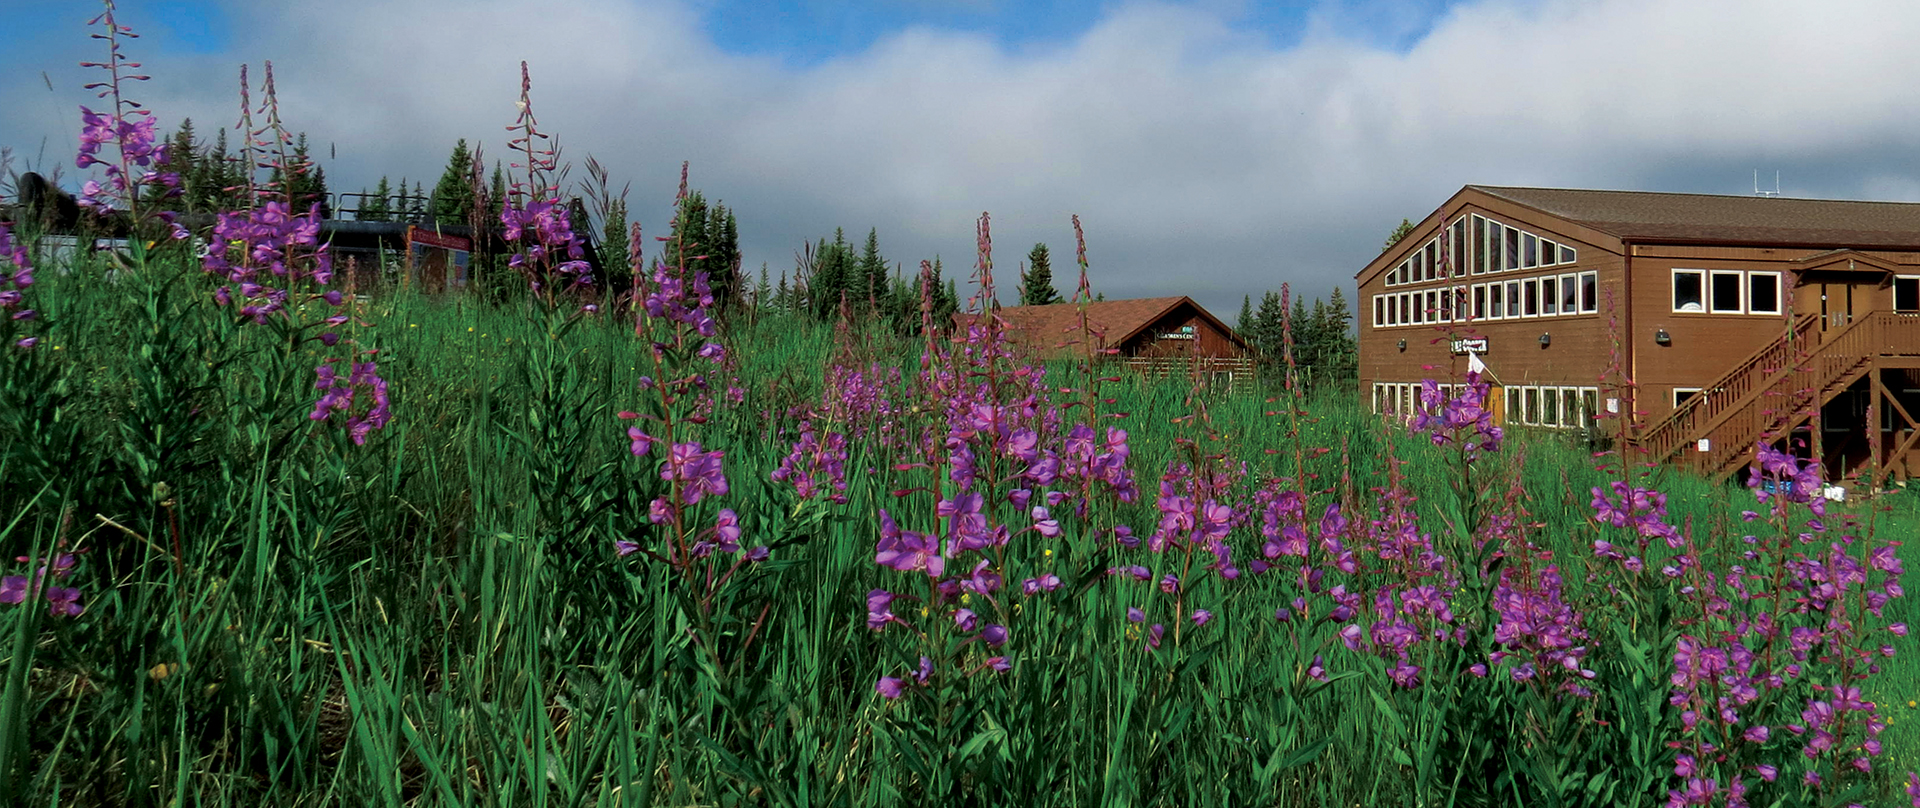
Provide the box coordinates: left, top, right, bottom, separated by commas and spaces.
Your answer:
1020, 573, 1061, 595
501, 197, 592, 288
987, 656, 1012, 672
772, 423, 850, 504
1147, 623, 1165, 650
308, 360, 392, 445
662, 442, 729, 504
954, 608, 979, 632
876, 509, 944, 577
1191, 609, 1212, 626
875, 677, 906, 699
627, 426, 653, 457
44, 586, 83, 617
1127, 607, 1145, 623
713, 509, 742, 553
982, 624, 1008, 647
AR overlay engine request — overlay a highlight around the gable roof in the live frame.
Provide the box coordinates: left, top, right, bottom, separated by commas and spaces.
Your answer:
956, 296, 1248, 360
1470, 185, 1920, 249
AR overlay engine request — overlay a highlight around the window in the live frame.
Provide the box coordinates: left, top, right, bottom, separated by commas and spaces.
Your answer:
1505, 228, 1521, 271
1411, 292, 1424, 324
1452, 220, 1467, 276
1505, 281, 1522, 318
1581, 389, 1599, 425
1374, 296, 1385, 327
1673, 270, 1705, 312
1523, 387, 1539, 424
1896, 276, 1919, 312
1673, 388, 1701, 408
1487, 221, 1504, 273
1426, 242, 1440, 280
1387, 295, 1399, 326
1580, 272, 1598, 312
1523, 278, 1539, 317
1560, 273, 1579, 312
1539, 388, 1560, 427
1506, 386, 1522, 422
1523, 234, 1538, 269
1440, 288, 1455, 322
1541, 276, 1558, 315
1427, 290, 1440, 323
1540, 239, 1558, 266
1473, 284, 1487, 319
1710, 270, 1743, 313
1561, 389, 1581, 427
1487, 282, 1504, 320
1748, 272, 1781, 315
1413, 252, 1426, 283
1473, 217, 1488, 274
1401, 292, 1413, 324
1559, 244, 1578, 264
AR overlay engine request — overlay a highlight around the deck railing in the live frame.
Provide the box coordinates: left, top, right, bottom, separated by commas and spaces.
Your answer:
1639, 311, 1920, 479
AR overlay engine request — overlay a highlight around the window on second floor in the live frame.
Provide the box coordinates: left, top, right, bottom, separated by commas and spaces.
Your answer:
1897, 276, 1920, 312
1673, 270, 1705, 312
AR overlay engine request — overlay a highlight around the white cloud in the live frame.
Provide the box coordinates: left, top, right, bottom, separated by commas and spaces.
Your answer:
8, 0, 1920, 314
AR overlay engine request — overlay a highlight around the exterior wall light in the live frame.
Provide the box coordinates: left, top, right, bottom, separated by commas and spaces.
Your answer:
1397, 339, 1407, 351
1655, 328, 1672, 346
1538, 332, 1551, 347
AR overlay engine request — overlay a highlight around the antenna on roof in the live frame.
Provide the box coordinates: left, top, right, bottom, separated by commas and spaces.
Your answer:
1754, 169, 1780, 197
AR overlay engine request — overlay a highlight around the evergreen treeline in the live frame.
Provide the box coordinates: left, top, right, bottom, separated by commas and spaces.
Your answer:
760, 227, 958, 337
1235, 287, 1358, 392
149, 118, 329, 214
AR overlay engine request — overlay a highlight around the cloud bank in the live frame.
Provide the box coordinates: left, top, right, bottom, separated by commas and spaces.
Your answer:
6, 0, 1920, 315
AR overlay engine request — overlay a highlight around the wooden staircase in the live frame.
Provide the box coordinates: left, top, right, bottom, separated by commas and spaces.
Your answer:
1637, 310, 1920, 481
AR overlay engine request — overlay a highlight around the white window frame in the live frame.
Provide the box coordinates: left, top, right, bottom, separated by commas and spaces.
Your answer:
1505, 280, 1523, 318
1709, 270, 1745, 314
1672, 269, 1706, 313
1559, 273, 1578, 313
1747, 271, 1782, 316
1673, 387, 1702, 408
1894, 275, 1920, 313
1486, 282, 1503, 320
1373, 295, 1384, 328
1522, 233, 1539, 269
1472, 283, 1487, 320
1580, 271, 1598, 313
1541, 275, 1558, 316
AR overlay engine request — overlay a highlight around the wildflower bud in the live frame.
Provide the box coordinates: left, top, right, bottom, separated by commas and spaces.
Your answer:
982, 625, 1008, 647
1191, 609, 1212, 626
954, 608, 979, 632
875, 677, 906, 700
1126, 607, 1145, 623
987, 656, 1011, 672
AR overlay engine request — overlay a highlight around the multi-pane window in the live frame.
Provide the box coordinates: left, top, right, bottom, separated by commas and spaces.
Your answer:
1672, 268, 1785, 316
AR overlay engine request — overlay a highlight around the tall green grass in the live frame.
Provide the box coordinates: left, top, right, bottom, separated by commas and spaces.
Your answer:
1, 248, 1915, 807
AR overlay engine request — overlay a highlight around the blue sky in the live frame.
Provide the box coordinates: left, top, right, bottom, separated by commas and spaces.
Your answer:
7, 0, 1920, 314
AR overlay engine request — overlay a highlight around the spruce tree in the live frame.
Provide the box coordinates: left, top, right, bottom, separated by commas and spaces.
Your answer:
1018, 243, 1060, 306
706, 204, 742, 311
1383, 218, 1415, 252
361, 176, 393, 222
1252, 290, 1285, 371
755, 264, 772, 310
1237, 294, 1253, 332
431, 138, 475, 226
408, 181, 427, 221
857, 228, 888, 314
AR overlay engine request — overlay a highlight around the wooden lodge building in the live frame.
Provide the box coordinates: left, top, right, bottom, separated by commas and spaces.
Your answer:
963, 296, 1256, 389
1356, 185, 1920, 484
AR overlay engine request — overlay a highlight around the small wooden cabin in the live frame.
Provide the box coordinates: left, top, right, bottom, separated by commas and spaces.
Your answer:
1356, 185, 1920, 484
959, 296, 1256, 390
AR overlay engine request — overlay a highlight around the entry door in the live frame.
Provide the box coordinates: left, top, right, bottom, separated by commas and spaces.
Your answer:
1819, 281, 1855, 334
